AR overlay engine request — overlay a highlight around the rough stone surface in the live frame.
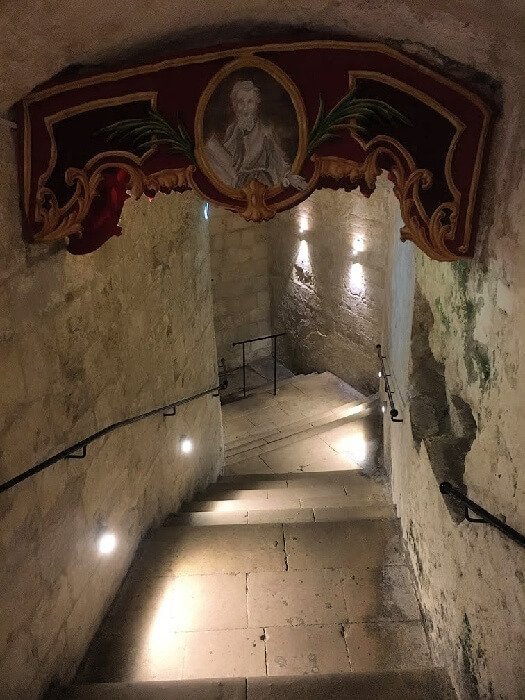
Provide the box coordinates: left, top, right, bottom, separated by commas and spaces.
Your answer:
268, 185, 397, 395
209, 207, 273, 369
0, 2, 522, 114
0, 4, 524, 699
382, 69, 525, 699
208, 182, 396, 393
0, 127, 223, 700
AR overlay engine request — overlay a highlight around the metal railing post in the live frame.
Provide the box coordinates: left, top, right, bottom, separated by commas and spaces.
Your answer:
232, 332, 286, 400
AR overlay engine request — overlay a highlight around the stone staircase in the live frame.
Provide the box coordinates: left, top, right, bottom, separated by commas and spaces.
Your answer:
61, 372, 455, 699
170, 471, 396, 527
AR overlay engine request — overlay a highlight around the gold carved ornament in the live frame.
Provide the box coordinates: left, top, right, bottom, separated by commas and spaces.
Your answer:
31, 55, 460, 261
34, 162, 195, 243
33, 144, 458, 262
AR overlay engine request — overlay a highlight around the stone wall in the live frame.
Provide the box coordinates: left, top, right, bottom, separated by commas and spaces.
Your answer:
208, 207, 272, 370
382, 76, 525, 699
0, 129, 223, 699
268, 183, 398, 395
381, 204, 415, 476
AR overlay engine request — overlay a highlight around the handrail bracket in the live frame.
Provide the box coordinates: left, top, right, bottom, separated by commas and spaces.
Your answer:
66, 445, 87, 460
440, 481, 525, 548
376, 344, 403, 423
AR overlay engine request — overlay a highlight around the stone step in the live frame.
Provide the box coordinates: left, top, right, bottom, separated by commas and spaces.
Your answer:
247, 669, 456, 699
224, 405, 378, 467
208, 471, 389, 497
138, 518, 406, 574
63, 668, 455, 699
224, 397, 375, 454
287, 371, 367, 400
167, 501, 396, 526
60, 678, 246, 699
217, 470, 377, 485
192, 487, 390, 509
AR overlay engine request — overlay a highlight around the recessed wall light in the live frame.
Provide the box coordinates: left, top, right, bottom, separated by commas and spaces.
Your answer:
296, 239, 310, 268
299, 213, 309, 233
180, 437, 193, 454
98, 530, 117, 556
352, 236, 365, 255
349, 262, 365, 293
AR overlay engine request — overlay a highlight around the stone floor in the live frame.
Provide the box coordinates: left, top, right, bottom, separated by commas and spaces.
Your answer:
65, 372, 455, 699
219, 357, 294, 403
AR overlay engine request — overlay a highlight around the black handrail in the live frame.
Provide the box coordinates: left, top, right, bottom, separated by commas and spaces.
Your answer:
440, 481, 525, 549
0, 380, 227, 495
376, 344, 403, 422
232, 332, 286, 398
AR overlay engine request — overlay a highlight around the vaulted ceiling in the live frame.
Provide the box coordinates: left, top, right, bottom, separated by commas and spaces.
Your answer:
1, 0, 523, 112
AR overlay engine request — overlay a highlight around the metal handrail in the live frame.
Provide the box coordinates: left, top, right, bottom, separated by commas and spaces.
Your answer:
376, 344, 403, 422
232, 332, 287, 398
440, 481, 525, 549
232, 332, 286, 346
0, 381, 227, 495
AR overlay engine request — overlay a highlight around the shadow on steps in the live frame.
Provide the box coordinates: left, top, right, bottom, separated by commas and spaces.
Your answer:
59, 668, 456, 699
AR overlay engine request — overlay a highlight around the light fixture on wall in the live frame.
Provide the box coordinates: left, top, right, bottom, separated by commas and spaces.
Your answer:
349, 262, 365, 294
299, 213, 309, 233
203, 202, 209, 220
352, 235, 365, 256
296, 239, 310, 269
180, 437, 193, 454
97, 529, 117, 556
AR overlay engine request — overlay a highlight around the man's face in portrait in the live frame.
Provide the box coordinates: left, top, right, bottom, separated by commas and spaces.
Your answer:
231, 82, 260, 133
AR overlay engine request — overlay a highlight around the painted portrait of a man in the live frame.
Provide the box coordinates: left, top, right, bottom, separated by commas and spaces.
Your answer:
203, 77, 307, 192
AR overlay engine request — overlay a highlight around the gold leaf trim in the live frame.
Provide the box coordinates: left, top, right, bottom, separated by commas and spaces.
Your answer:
34, 162, 193, 243
33, 134, 460, 260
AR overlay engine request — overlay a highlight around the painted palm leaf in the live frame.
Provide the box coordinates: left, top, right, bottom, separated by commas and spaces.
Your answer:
307, 91, 411, 156
98, 109, 196, 164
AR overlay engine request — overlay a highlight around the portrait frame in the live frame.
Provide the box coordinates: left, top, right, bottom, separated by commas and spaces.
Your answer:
194, 55, 308, 201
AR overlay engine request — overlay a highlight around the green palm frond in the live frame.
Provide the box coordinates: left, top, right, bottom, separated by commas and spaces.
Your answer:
97, 109, 196, 164
307, 90, 411, 156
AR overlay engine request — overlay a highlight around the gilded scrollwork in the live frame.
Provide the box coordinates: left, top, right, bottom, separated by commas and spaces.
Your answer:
34, 163, 195, 243
32, 137, 460, 261
21, 41, 491, 260
29, 58, 479, 260
35, 170, 103, 242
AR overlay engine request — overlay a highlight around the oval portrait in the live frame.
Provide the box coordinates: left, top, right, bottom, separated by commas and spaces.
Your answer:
195, 57, 308, 199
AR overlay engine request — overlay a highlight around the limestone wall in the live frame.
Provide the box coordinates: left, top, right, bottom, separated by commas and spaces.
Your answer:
208, 184, 396, 394
268, 184, 398, 395
0, 128, 223, 699
1, 1, 523, 115
208, 208, 272, 370
382, 79, 525, 699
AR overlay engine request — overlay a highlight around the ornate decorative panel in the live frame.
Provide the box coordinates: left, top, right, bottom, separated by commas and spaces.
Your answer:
17, 40, 491, 260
